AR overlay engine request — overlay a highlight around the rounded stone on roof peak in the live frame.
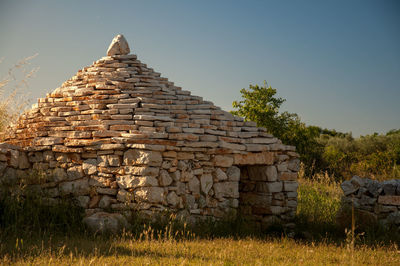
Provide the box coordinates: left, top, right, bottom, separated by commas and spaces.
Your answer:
107, 34, 130, 56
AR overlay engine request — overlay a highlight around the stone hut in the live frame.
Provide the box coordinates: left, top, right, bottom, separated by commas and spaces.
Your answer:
0, 35, 299, 228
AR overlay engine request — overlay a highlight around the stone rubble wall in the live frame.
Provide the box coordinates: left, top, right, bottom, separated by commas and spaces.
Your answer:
0, 52, 300, 227
340, 176, 400, 228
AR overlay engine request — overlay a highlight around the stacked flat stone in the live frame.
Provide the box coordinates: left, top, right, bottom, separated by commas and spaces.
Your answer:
0, 35, 299, 227
341, 176, 400, 228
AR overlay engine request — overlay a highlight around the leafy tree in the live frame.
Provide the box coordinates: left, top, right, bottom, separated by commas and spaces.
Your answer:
231, 82, 324, 174
231, 82, 296, 138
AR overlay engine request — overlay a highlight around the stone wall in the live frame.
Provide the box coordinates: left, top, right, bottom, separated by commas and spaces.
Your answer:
0, 141, 299, 227
340, 176, 400, 228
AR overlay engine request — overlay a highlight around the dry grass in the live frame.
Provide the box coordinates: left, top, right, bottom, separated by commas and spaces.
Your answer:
0, 234, 399, 265
0, 54, 38, 131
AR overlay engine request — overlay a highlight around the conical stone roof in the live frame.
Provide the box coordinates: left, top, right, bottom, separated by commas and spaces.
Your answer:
2, 35, 294, 156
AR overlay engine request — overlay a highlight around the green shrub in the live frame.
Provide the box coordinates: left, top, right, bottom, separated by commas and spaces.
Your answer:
295, 176, 342, 239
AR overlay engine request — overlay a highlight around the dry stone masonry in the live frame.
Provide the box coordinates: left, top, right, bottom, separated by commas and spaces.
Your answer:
341, 176, 400, 229
0, 35, 299, 229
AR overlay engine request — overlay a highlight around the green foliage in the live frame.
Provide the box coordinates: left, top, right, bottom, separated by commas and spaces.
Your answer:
231, 81, 296, 138
319, 131, 400, 179
231, 81, 400, 179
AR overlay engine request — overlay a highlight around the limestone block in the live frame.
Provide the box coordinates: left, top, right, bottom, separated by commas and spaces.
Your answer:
382, 180, 398, 195
135, 187, 165, 203
177, 161, 188, 171
117, 189, 134, 203
213, 168, 228, 181
247, 138, 278, 144
176, 181, 186, 195
226, 166, 240, 181
200, 174, 213, 194
245, 144, 269, 152
96, 187, 117, 195
123, 149, 162, 167
98, 144, 125, 150
167, 191, 180, 207
55, 153, 68, 163
127, 144, 166, 152
107, 34, 130, 56
287, 200, 297, 208
29, 152, 43, 163
33, 137, 63, 146
43, 151, 54, 162
213, 182, 239, 199
89, 176, 107, 187
170, 170, 180, 181
257, 182, 282, 193
99, 195, 112, 209
184, 194, 196, 209
341, 180, 359, 196
277, 162, 288, 172
107, 155, 120, 167
365, 179, 382, 197
180, 170, 194, 182
159, 170, 173, 186
83, 212, 129, 234
213, 155, 234, 167
193, 168, 203, 176
283, 181, 298, 192
161, 161, 172, 169
265, 166, 278, 181
280, 172, 297, 181
163, 151, 177, 158
52, 168, 67, 182
59, 178, 90, 196
67, 166, 84, 180
233, 152, 274, 165
116, 175, 158, 189
188, 176, 200, 194
176, 152, 195, 160
218, 141, 245, 151
97, 156, 108, 167
124, 166, 159, 176
82, 159, 97, 175
287, 159, 300, 172
378, 195, 400, 206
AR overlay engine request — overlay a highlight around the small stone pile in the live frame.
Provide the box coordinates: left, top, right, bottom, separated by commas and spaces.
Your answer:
341, 176, 400, 228
0, 35, 299, 230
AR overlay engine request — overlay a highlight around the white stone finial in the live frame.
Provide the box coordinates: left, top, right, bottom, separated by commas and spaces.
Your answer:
107, 34, 130, 56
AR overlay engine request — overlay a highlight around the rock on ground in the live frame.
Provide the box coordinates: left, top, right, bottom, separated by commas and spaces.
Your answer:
83, 212, 129, 234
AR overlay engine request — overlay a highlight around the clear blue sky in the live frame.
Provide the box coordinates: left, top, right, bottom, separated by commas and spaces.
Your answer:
1, 0, 399, 136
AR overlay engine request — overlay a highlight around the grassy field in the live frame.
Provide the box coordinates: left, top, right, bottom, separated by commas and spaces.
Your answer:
1, 175, 399, 265
1, 235, 399, 265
